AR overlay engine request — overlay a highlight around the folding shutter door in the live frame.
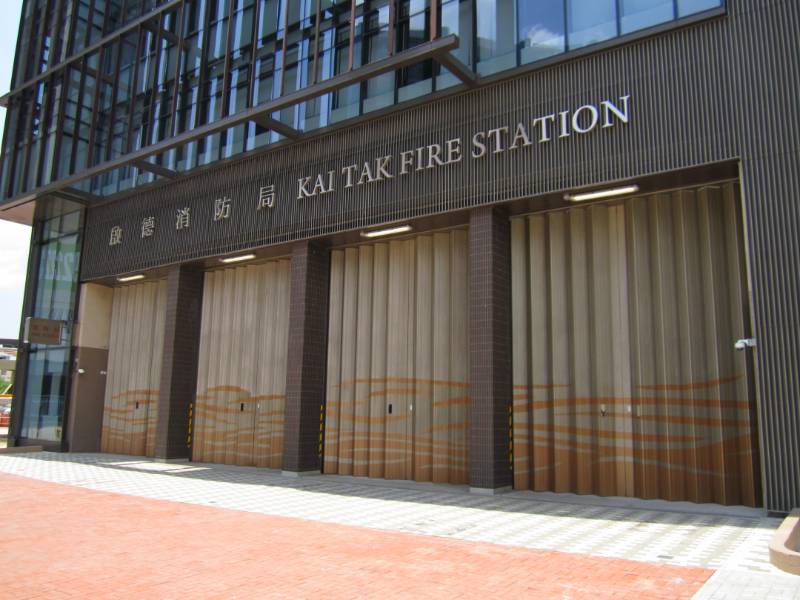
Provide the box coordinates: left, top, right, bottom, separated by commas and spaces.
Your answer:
511, 183, 759, 506
512, 205, 634, 497
626, 185, 759, 506
324, 231, 469, 483
192, 260, 290, 467
101, 280, 167, 457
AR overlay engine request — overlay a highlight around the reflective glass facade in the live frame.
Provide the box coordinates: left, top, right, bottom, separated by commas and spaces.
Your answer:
20, 206, 83, 442
1, 0, 723, 202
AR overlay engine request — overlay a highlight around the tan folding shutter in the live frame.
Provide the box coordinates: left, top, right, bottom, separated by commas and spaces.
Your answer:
101, 280, 167, 457
324, 231, 469, 483
511, 183, 759, 506
511, 205, 634, 496
626, 186, 758, 506
193, 260, 290, 467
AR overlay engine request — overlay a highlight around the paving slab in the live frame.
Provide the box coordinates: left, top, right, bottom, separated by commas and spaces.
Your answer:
0, 452, 797, 599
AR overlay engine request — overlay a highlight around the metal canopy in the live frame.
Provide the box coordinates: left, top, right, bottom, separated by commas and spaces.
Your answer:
0, 34, 476, 216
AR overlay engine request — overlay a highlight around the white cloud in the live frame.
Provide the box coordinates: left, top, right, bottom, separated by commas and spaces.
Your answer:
521, 25, 564, 47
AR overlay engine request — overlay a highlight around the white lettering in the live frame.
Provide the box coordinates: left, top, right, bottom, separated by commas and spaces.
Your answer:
109, 226, 123, 246
558, 111, 571, 138
601, 95, 630, 127
358, 161, 375, 185
446, 138, 462, 163
427, 144, 445, 169
532, 115, 556, 142
487, 126, 510, 154
257, 185, 276, 210
572, 105, 600, 134
342, 164, 359, 188
297, 176, 313, 199
375, 156, 394, 180
509, 122, 532, 149
288, 94, 633, 203
415, 146, 426, 172
311, 174, 328, 196
471, 131, 487, 158
400, 150, 415, 175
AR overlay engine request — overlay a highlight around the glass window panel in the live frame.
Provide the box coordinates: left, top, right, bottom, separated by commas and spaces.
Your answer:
20, 211, 81, 443
221, 124, 246, 158
57, 137, 73, 179
476, 0, 516, 75
210, 0, 231, 22
232, 6, 255, 53
678, 0, 721, 17
287, 0, 315, 27
567, 0, 617, 49
331, 84, 360, 123
0, 151, 11, 199
198, 133, 221, 165
228, 68, 250, 114
301, 95, 329, 131
519, 0, 565, 64
20, 347, 69, 441
440, 0, 473, 65
40, 133, 56, 187
74, 140, 90, 172
364, 74, 394, 112
207, 20, 229, 61
621, 0, 674, 33
258, 0, 281, 38
366, 25, 390, 64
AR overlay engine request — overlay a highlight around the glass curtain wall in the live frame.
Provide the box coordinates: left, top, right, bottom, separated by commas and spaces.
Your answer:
1, 0, 724, 202
19, 204, 83, 443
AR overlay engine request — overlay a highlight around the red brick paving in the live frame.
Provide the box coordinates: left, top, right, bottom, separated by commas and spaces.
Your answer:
1, 473, 712, 599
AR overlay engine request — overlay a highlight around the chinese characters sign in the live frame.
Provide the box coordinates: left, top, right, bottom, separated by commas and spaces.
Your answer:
24, 317, 64, 345
109, 187, 279, 247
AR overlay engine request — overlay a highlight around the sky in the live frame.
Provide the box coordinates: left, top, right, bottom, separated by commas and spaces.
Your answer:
0, 0, 32, 339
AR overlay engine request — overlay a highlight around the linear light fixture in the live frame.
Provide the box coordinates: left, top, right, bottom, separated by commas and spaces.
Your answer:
117, 274, 145, 282
361, 225, 413, 239
564, 184, 639, 202
220, 253, 256, 264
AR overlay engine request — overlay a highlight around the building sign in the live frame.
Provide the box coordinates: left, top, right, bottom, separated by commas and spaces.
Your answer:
295, 95, 630, 200
84, 91, 637, 279
101, 95, 631, 249
24, 318, 64, 345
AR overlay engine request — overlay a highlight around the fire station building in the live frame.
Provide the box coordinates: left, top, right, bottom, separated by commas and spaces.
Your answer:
2, 0, 798, 513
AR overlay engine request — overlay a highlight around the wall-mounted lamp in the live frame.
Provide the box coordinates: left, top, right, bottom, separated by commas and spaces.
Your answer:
220, 253, 256, 264
117, 274, 145, 282
360, 225, 413, 239
564, 184, 639, 202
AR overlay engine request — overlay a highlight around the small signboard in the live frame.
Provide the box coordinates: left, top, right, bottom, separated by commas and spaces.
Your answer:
24, 317, 64, 345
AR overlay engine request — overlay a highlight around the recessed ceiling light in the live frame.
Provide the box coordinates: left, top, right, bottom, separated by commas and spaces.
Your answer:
361, 225, 413, 239
117, 274, 145, 282
220, 253, 256, 264
564, 185, 639, 202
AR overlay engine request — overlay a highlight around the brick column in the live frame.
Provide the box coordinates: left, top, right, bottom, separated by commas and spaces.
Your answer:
282, 240, 330, 474
469, 206, 513, 492
154, 265, 204, 460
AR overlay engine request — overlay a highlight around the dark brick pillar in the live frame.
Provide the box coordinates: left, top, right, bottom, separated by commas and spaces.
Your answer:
282, 240, 330, 474
469, 206, 513, 492
154, 265, 204, 460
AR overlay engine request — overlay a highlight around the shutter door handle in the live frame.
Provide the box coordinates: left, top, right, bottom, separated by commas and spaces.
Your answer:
734, 338, 756, 350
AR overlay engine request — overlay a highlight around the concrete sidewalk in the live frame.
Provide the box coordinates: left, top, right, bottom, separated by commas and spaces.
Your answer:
0, 452, 796, 599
